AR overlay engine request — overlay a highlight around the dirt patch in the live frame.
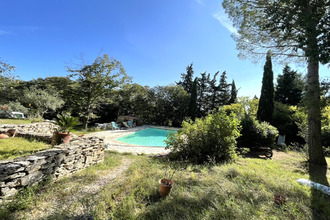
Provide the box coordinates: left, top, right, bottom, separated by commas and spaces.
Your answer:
271, 150, 293, 160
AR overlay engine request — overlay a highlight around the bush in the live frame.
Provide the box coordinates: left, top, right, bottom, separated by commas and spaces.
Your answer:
165, 108, 241, 164
237, 115, 278, 149
322, 126, 330, 156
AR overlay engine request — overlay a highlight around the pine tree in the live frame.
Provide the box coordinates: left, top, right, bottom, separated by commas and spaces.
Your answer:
188, 78, 198, 121
275, 65, 304, 105
257, 51, 274, 123
197, 72, 208, 117
209, 71, 220, 111
218, 71, 231, 106
177, 63, 194, 93
229, 80, 238, 104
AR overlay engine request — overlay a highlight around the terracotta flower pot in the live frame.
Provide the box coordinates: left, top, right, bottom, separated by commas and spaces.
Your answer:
159, 178, 174, 197
52, 132, 72, 145
0, 134, 9, 139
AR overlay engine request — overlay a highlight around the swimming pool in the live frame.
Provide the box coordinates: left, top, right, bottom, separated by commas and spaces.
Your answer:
116, 128, 176, 147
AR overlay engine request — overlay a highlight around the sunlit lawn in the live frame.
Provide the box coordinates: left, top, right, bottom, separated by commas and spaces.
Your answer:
0, 119, 33, 124
0, 137, 51, 161
71, 125, 103, 136
1, 151, 329, 220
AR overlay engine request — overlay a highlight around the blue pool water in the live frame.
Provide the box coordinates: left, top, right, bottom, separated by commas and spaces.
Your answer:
116, 128, 175, 147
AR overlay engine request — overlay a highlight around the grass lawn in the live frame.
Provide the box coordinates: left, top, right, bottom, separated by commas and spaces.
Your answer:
0, 119, 33, 124
0, 151, 329, 220
0, 137, 51, 161
71, 125, 103, 136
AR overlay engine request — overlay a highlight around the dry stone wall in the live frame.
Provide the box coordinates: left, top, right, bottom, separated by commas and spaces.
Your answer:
0, 122, 58, 135
0, 126, 105, 203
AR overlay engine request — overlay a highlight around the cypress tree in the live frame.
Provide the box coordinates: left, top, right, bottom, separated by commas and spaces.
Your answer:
177, 63, 194, 93
218, 71, 231, 106
229, 80, 238, 104
257, 51, 274, 123
188, 77, 198, 121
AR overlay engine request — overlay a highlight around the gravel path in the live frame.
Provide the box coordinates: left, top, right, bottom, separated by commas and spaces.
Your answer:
85, 126, 171, 155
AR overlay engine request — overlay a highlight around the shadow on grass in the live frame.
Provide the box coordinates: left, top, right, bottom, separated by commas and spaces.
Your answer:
308, 163, 330, 220
241, 151, 269, 160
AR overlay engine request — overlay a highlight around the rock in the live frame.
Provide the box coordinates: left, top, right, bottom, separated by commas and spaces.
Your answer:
20, 171, 43, 186
0, 187, 18, 197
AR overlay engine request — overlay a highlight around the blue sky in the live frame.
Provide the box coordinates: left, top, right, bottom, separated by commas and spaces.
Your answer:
1, 0, 328, 97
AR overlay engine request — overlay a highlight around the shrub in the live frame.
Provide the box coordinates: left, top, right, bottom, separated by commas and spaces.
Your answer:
165, 108, 241, 164
321, 126, 330, 156
272, 102, 303, 144
237, 115, 278, 149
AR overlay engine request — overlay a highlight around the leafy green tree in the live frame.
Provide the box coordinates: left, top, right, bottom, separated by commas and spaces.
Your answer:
177, 63, 194, 93
223, 0, 328, 165
111, 83, 152, 122
0, 59, 16, 103
23, 86, 64, 118
67, 54, 130, 129
24, 77, 74, 116
4, 101, 29, 116
238, 96, 259, 117
0, 59, 15, 79
151, 85, 189, 126
229, 80, 238, 104
188, 78, 198, 121
257, 51, 274, 123
273, 102, 304, 144
275, 65, 305, 105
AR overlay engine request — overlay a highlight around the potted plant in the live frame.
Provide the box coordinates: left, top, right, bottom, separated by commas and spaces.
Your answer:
52, 113, 80, 145
159, 168, 176, 197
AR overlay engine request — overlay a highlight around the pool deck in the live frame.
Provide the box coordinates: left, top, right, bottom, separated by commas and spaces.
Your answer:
85, 125, 172, 155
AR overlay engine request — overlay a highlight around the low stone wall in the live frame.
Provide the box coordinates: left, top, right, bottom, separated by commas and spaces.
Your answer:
0, 136, 104, 203
0, 122, 58, 135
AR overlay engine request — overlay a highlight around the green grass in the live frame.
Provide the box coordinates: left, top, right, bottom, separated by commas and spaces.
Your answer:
0, 137, 51, 160
1, 151, 329, 220
0, 119, 33, 124
71, 125, 103, 136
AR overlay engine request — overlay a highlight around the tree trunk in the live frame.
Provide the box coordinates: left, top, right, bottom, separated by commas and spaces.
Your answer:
307, 58, 327, 166
83, 117, 88, 130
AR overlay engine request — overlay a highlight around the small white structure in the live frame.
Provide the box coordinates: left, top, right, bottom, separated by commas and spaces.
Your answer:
277, 134, 286, 145
11, 112, 25, 118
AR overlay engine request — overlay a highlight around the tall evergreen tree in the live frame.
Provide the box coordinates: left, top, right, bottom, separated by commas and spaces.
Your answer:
209, 71, 220, 111
197, 72, 208, 117
229, 80, 238, 104
257, 51, 274, 123
177, 63, 194, 93
275, 65, 304, 105
218, 71, 231, 106
188, 77, 198, 121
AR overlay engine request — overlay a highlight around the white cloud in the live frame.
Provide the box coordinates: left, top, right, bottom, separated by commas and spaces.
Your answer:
0, 30, 10, 35
194, 0, 204, 6
213, 9, 238, 35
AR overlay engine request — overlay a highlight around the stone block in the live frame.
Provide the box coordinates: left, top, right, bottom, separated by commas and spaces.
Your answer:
0, 179, 20, 188
0, 163, 24, 177
3, 172, 26, 181
0, 187, 18, 198
20, 171, 43, 186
